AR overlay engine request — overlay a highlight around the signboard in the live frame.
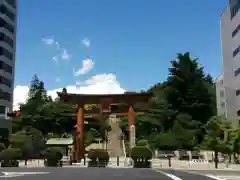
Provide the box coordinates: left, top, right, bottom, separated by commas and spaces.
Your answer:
84, 104, 101, 114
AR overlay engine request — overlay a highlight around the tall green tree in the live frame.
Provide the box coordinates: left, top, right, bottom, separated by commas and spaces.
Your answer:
20, 75, 52, 115
229, 128, 240, 162
145, 82, 174, 131
127, 53, 217, 147
202, 116, 232, 168
165, 52, 215, 125
13, 75, 55, 133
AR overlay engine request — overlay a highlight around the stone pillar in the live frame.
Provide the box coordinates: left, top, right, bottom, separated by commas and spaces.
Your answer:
76, 104, 84, 161
128, 105, 135, 149
128, 106, 134, 127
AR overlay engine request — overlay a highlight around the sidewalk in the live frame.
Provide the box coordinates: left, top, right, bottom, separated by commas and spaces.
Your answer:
152, 159, 240, 171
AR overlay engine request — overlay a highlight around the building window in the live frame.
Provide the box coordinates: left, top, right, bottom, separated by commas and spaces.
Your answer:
0, 89, 11, 101
6, 0, 16, 9
0, 47, 13, 60
0, 61, 12, 74
0, 76, 11, 88
220, 90, 224, 97
0, 4, 15, 22
0, 32, 13, 48
0, 105, 5, 114
232, 24, 240, 37
237, 89, 240, 96
235, 68, 240, 76
230, 1, 240, 19
0, 17, 14, 33
233, 45, 240, 57
221, 101, 225, 108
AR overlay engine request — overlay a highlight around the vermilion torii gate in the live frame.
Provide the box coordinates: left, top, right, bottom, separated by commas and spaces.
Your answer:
57, 90, 152, 161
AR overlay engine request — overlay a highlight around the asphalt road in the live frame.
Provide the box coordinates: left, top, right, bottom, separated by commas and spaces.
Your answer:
0, 167, 230, 180
181, 169, 240, 180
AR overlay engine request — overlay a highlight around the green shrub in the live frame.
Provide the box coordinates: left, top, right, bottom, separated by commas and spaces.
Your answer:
137, 140, 148, 146
88, 149, 109, 167
42, 147, 63, 167
0, 148, 21, 167
131, 146, 152, 168
88, 149, 97, 162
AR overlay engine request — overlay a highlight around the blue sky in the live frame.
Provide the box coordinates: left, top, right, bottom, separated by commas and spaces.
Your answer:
15, 0, 227, 93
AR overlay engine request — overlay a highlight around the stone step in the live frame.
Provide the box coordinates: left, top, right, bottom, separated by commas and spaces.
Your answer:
107, 116, 124, 157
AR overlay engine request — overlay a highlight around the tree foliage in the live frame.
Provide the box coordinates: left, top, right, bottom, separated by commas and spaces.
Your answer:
120, 52, 216, 150
201, 116, 232, 168
9, 52, 220, 161
10, 127, 45, 159
11, 75, 111, 152
165, 52, 214, 125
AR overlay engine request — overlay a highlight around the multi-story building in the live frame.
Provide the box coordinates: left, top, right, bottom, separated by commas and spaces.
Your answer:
217, 0, 240, 126
0, 0, 17, 137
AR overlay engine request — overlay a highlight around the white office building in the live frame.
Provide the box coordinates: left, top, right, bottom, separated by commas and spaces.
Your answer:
216, 0, 240, 126
0, 0, 17, 137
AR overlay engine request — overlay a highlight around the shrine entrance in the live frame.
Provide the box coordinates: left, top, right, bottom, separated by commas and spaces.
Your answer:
57, 90, 152, 162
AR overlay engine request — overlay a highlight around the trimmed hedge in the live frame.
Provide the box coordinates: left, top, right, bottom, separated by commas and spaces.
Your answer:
88, 149, 109, 167
131, 146, 152, 168
0, 143, 6, 152
42, 147, 63, 167
0, 148, 21, 167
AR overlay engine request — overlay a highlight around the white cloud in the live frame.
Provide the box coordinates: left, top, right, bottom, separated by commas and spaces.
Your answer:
74, 57, 94, 76
75, 81, 84, 86
52, 56, 58, 64
82, 38, 90, 48
42, 36, 72, 62
55, 42, 60, 49
13, 73, 126, 110
85, 74, 117, 85
13, 85, 30, 110
42, 37, 57, 46
61, 49, 71, 60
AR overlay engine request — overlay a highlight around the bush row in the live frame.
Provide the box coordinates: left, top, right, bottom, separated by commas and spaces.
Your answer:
0, 145, 153, 168
0, 147, 63, 167
87, 146, 152, 168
